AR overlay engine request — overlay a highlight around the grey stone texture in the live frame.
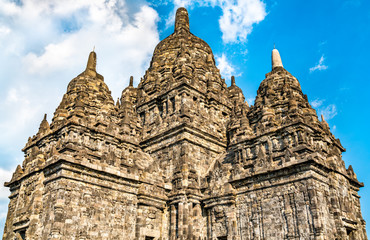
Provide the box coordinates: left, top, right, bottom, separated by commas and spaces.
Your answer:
3, 7, 367, 240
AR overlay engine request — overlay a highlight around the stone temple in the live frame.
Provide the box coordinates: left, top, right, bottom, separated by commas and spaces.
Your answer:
3, 7, 367, 240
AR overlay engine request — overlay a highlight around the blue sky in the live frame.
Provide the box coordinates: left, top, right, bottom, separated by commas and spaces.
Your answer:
0, 0, 369, 236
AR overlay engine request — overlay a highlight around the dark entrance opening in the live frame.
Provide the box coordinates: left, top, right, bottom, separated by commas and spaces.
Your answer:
346, 228, 355, 240
18, 229, 26, 240
217, 236, 227, 240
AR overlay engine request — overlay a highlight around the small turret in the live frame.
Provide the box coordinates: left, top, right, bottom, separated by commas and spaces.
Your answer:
227, 76, 245, 105
84, 51, 97, 77
10, 165, 24, 182
272, 47, 283, 69
51, 50, 114, 126
231, 76, 236, 86
175, 7, 190, 33
321, 114, 330, 131
37, 114, 50, 135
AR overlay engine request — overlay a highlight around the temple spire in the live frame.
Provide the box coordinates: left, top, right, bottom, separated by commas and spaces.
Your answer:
175, 7, 190, 33
84, 50, 97, 77
38, 113, 50, 135
272, 47, 283, 69
231, 76, 236, 86
129, 76, 134, 87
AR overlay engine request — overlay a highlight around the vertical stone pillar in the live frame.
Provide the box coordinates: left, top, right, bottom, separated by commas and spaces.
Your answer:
183, 201, 189, 238
170, 204, 176, 240
163, 101, 167, 117
188, 202, 193, 239
135, 208, 144, 240
207, 209, 212, 239
180, 92, 187, 115
169, 97, 174, 114
193, 203, 202, 238
145, 111, 149, 125
175, 95, 180, 114
178, 202, 184, 239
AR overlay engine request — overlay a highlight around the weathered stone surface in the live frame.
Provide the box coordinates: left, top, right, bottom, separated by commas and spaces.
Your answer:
3, 7, 367, 240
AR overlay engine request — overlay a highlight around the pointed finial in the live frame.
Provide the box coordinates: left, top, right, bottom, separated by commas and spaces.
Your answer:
129, 76, 133, 87
93, 46, 95, 52
321, 114, 330, 130
85, 51, 97, 77
231, 76, 236, 86
272, 47, 283, 69
273, 43, 275, 49
175, 7, 190, 33
38, 113, 50, 134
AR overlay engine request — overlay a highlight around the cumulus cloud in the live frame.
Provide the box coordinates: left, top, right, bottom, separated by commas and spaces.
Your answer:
310, 55, 328, 72
0, 168, 12, 231
0, 1, 160, 234
0, 0, 159, 152
0, 87, 43, 148
216, 54, 235, 80
310, 98, 324, 108
217, 0, 266, 43
169, 0, 267, 43
310, 99, 337, 120
246, 97, 255, 106
0, 168, 12, 201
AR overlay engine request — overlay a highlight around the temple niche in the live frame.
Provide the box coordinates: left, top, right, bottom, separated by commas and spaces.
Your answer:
3, 7, 367, 240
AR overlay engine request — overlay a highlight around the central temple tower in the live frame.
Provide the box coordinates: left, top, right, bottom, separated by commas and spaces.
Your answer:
132, 8, 234, 238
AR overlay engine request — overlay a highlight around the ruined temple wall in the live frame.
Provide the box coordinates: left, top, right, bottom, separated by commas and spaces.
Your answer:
135, 204, 168, 240
2, 194, 16, 240
143, 129, 226, 178
2, 172, 45, 240
42, 178, 138, 239
2, 157, 142, 240
234, 168, 333, 240
205, 202, 238, 240
233, 163, 367, 240
325, 172, 368, 239
40, 174, 138, 240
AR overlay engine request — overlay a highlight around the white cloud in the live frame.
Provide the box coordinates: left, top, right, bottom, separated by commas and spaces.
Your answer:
310, 55, 328, 72
0, 167, 13, 227
0, 0, 159, 235
218, 0, 266, 43
246, 97, 255, 106
216, 53, 235, 80
0, 168, 12, 201
0, 26, 10, 36
310, 98, 325, 108
319, 104, 337, 120
0, 0, 160, 153
169, 0, 267, 43
310, 98, 337, 121
173, 0, 194, 7
0, 86, 42, 152
0, 1, 160, 235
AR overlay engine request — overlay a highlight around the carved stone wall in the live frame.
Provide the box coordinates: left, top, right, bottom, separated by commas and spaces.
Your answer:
2, 7, 367, 240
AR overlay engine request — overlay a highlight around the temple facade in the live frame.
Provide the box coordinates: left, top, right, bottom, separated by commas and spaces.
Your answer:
3, 7, 367, 240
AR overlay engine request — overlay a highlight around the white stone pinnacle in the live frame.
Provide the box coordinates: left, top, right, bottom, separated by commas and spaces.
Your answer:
272, 48, 283, 69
